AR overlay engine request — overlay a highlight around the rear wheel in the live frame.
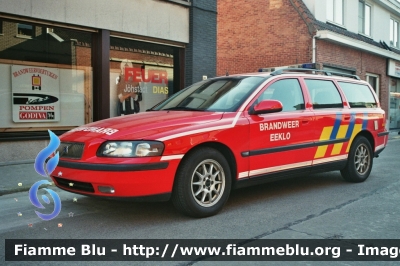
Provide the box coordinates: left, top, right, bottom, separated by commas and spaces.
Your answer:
172, 147, 231, 218
341, 136, 373, 183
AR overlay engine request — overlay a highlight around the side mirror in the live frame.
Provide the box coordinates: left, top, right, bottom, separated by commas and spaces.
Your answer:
249, 100, 283, 115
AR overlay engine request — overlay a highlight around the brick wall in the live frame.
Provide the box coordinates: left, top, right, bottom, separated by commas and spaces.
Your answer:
217, 0, 312, 76
317, 40, 388, 114
217, 0, 389, 116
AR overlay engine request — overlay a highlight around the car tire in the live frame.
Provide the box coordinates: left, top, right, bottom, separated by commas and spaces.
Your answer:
340, 136, 373, 183
172, 147, 231, 218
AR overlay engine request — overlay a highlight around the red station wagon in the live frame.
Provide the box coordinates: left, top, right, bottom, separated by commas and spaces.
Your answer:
52, 69, 389, 217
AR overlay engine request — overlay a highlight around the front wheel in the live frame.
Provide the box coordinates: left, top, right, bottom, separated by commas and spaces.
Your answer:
341, 136, 373, 183
172, 147, 232, 218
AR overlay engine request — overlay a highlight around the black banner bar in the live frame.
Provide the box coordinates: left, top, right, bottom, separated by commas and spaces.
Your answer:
5, 239, 400, 261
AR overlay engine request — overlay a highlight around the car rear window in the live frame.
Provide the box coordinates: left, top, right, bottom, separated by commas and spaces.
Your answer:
338, 82, 377, 108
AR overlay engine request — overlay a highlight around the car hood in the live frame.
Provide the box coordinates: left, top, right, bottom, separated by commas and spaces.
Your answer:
61, 111, 224, 141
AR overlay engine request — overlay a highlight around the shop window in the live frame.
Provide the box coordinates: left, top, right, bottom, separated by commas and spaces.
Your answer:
358, 1, 371, 36
389, 78, 400, 129
390, 18, 399, 48
17, 23, 34, 37
366, 73, 379, 98
0, 23, 93, 135
109, 37, 175, 117
327, 0, 344, 25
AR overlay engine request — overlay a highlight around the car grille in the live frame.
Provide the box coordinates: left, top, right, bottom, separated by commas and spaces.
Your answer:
57, 142, 84, 159
54, 177, 95, 193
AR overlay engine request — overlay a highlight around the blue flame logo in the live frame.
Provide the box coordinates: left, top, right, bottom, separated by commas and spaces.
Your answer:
34, 130, 60, 177
29, 130, 62, 221
29, 180, 61, 220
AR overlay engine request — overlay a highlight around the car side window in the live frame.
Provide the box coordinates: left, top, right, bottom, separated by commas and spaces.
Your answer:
305, 79, 343, 109
257, 79, 305, 111
338, 82, 377, 108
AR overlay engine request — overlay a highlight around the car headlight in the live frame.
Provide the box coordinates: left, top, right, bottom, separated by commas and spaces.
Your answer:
97, 141, 164, 157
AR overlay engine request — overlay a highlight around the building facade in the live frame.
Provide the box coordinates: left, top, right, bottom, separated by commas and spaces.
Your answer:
0, 0, 217, 164
217, 0, 400, 130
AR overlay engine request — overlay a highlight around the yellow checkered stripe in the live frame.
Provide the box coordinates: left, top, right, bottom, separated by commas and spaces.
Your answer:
314, 113, 365, 159
314, 124, 362, 158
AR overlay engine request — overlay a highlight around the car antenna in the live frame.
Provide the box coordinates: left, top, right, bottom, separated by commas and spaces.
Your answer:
226, 70, 229, 76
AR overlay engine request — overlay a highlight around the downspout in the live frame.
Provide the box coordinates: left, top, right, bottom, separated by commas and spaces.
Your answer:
312, 34, 320, 64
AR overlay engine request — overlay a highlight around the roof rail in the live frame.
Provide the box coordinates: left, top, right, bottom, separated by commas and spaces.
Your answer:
270, 68, 360, 80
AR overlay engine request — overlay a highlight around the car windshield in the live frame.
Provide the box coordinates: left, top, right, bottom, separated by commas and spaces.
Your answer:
150, 76, 266, 112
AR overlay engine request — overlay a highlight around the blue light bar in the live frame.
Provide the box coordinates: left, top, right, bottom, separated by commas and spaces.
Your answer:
302, 63, 315, 69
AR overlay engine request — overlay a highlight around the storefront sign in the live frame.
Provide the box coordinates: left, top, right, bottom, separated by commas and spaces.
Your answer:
11, 65, 60, 122
125, 67, 169, 94
110, 61, 172, 118
388, 59, 400, 78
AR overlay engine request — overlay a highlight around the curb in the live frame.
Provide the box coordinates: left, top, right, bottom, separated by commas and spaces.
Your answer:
0, 160, 34, 167
0, 184, 52, 196
0, 186, 32, 196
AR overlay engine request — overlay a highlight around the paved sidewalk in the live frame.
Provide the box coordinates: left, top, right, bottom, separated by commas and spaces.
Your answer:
0, 130, 399, 196
0, 162, 52, 196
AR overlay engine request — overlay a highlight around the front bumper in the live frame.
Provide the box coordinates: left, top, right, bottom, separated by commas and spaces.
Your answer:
51, 158, 180, 199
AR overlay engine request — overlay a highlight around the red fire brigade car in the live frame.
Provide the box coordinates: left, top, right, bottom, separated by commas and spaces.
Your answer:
53, 69, 389, 217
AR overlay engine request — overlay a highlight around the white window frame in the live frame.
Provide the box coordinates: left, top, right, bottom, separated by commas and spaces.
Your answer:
390, 18, 400, 48
358, 1, 371, 36
366, 73, 379, 99
327, 0, 344, 25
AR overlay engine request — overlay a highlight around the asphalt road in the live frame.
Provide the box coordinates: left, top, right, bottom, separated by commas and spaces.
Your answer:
1, 137, 400, 266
